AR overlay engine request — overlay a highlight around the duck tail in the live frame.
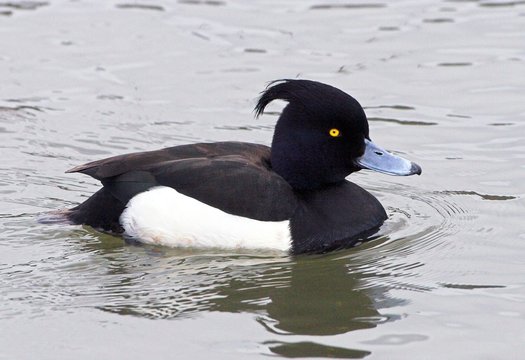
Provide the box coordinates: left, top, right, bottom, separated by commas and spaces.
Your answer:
37, 208, 75, 225
39, 188, 126, 233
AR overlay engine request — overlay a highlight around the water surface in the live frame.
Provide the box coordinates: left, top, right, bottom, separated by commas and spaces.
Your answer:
1, 0, 524, 359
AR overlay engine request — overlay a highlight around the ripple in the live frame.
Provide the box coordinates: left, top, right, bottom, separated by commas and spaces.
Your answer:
310, 3, 386, 10
368, 117, 437, 126
479, 0, 525, 7
116, 3, 164, 11
423, 18, 454, 23
361, 334, 428, 345
440, 190, 515, 201
335, 179, 475, 291
214, 124, 274, 131
0, 1, 48, 11
438, 62, 473, 67
365, 105, 416, 111
0, 177, 488, 326
1, 225, 293, 320
440, 283, 505, 289
179, 0, 225, 5
6, 178, 470, 320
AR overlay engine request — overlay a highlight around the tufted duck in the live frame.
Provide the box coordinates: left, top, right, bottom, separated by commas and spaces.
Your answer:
62, 80, 421, 253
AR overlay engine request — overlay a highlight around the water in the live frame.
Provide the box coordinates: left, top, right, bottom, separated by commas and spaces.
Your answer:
1, 0, 524, 358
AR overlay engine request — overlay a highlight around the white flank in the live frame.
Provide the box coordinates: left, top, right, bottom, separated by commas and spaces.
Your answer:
120, 186, 292, 251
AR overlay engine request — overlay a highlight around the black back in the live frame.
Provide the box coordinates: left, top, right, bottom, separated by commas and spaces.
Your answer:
67, 142, 298, 229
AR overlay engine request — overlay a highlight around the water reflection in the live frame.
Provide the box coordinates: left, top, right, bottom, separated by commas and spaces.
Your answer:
56, 178, 465, 332
215, 254, 401, 336
265, 340, 371, 359
78, 244, 401, 357
75, 233, 405, 351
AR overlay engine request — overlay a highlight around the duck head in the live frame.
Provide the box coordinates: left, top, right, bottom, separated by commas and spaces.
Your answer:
255, 79, 421, 190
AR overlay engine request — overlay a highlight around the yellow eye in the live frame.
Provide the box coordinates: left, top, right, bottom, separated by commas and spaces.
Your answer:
329, 128, 341, 137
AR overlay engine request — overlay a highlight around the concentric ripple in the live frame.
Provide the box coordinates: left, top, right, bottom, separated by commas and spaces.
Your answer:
1, 179, 475, 322
336, 175, 486, 293
0, 169, 513, 337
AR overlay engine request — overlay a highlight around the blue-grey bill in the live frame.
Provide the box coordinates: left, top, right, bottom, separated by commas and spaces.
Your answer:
355, 139, 422, 176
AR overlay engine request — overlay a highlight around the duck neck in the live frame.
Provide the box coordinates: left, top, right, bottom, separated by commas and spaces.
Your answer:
270, 146, 324, 190
270, 114, 337, 190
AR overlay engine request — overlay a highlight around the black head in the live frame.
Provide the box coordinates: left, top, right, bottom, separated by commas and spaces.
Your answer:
255, 79, 370, 190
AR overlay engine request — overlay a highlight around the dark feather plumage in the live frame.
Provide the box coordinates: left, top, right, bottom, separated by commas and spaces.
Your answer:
66, 142, 298, 231
57, 79, 414, 253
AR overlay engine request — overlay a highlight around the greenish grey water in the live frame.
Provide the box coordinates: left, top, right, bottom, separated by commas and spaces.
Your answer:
1, 0, 524, 359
